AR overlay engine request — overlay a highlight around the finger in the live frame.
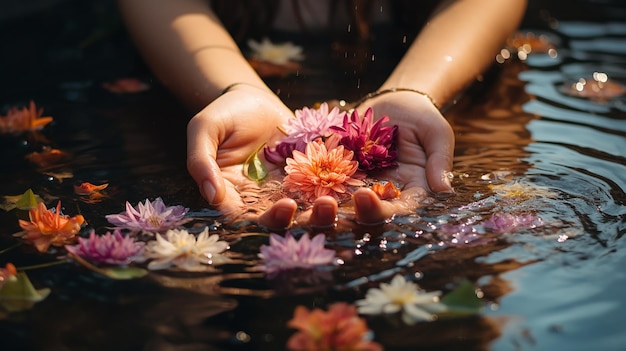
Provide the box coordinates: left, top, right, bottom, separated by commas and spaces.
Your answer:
422, 118, 455, 193
258, 198, 298, 231
187, 116, 227, 205
308, 196, 339, 228
352, 188, 395, 225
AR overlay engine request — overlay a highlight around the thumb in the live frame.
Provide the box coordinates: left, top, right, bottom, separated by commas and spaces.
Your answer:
187, 119, 226, 205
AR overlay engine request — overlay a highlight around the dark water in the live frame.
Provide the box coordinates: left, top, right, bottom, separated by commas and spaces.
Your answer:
1, 1, 625, 350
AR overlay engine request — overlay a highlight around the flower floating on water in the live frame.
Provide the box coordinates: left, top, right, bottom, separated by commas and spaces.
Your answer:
0, 270, 50, 313
283, 139, 363, 203
0, 264, 17, 290
482, 212, 543, 234
102, 78, 150, 94
142, 227, 230, 271
105, 197, 190, 234
331, 108, 398, 172
65, 229, 145, 265
17, 201, 85, 253
25, 147, 71, 169
0, 100, 53, 134
356, 275, 446, 324
248, 37, 304, 65
257, 232, 336, 274
371, 181, 401, 200
287, 302, 383, 351
74, 182, 109, 195
489, 181, 558, 200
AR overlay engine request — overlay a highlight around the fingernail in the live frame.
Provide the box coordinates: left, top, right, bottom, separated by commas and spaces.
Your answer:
314, 204, 335, 218
202, 180, 216, 205
354, 192, 373, 210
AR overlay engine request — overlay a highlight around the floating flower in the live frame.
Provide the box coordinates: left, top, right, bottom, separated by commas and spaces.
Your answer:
25, 147, 71, 168
283, 139, 363, 203
489, 181, 558, 200
142, 227, 230, 271
65, 229, 145, 265
0, 264, 17, 290
248, 37, 304, 65
331, 107, 398, 171
74, 182, 109, 195
371, 181, 401, 200
257, 232, 336, 274
287, 302, 383, 351
356, 275, 446, 324
482, 212, 543, 233
102, 78, 150, 93
17, 201, 85, 253
0, 100, 53, 134
105, 197, 190, 233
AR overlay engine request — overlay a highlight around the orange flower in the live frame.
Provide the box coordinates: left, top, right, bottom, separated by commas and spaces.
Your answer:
17, 201, 85, 253
286, 302, 383, 351
0, 100, 53, 134
74, 182, 109, 195
371, 182, 401, 200
283, 139, 364, 203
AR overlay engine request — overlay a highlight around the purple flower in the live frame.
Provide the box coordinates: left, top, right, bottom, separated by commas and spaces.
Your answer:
331, 107, 398, 171
257, 232, 336, 274
284, 102, 344, 144
105, 197, 190, 233
65, 229, 145, 265
483, 212, 543, 233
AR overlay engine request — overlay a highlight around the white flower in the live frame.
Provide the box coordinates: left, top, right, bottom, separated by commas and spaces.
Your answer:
247, 37, 304, 65
356, 275, 447, 324
142, 227, 230, 271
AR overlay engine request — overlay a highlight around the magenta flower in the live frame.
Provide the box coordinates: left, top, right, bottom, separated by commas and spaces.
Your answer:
483, 212, 543, 233
257, 232, 336, 274
105, 197, 190, 233
65, 229, 145, 265
331, 107, 398, 171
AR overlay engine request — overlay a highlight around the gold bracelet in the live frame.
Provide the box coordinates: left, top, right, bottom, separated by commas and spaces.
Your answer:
220, 82, 268, 95
354, 87, 440, 110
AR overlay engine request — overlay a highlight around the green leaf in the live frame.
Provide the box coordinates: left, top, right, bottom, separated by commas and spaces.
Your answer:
439, 280, 484, 317
69, 253, 147, 280
243, 144, 268, 182
0, 272, 50, 312
0, 188, 44, 211
99, 266, 148, 280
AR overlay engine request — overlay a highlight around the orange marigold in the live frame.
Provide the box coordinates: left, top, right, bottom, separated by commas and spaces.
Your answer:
283, 139, 363, 203
17, 201, 85, 253
371, 182, 401, 200
0, 100, 53, 134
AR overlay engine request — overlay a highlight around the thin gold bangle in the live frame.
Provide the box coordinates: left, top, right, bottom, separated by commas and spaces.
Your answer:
354, 87, 440, 110
220, 82, 267, 95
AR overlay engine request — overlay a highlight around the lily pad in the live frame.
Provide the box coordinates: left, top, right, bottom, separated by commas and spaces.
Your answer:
439, 280, 484, 317
69, 253, 147, 280
0, 188, 44, 211
0, 272, 50, 312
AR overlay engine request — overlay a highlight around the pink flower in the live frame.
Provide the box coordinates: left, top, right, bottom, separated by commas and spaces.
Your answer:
264, 103, 343, 165
105, 197, 190, 234
65, 229, 145, 265
331, 107, 398, 171
283, 139, 364, 203
287, 302, 383, 351
483, 212, 543, 233
258, 232, 336, 274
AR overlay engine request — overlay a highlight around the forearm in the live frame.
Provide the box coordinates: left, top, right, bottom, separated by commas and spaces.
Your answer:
381, 0, 527, 107
117, 0, 268, 111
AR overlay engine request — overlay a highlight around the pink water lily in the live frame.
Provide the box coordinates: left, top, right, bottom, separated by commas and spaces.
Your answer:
257, 232, 336, 274
65, 229, 145, 265
105, 197, 190, 233
331, 107, 398, 171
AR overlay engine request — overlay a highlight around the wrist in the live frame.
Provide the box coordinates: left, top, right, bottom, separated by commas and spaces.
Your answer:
354, 87, 440, 111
